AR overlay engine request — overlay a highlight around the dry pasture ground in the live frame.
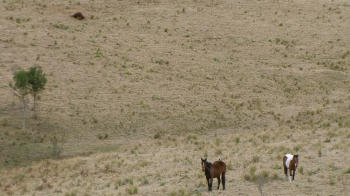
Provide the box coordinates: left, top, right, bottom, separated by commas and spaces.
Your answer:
0, 128, 349, 196
0, 0, 350, 195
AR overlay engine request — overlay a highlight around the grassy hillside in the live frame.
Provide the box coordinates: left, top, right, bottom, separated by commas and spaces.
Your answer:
0, 0, 350, 195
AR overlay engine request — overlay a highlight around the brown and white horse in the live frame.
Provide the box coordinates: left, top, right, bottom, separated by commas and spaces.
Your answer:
283, 154, 299, 183
201, 158, 226, 191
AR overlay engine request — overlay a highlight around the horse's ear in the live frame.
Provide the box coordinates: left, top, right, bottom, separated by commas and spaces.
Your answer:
294, 154, 299, 158
201, 158, 204, 161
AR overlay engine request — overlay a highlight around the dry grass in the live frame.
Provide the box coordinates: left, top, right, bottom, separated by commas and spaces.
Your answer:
1, 0, 350, 195
0, 128, 349, 195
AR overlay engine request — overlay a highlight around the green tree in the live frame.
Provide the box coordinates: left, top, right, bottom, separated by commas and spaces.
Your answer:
9, 70, 30, 129
27, 66, 47, 116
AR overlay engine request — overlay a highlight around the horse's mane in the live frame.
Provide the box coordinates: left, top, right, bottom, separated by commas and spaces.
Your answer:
206, 161, 212, 168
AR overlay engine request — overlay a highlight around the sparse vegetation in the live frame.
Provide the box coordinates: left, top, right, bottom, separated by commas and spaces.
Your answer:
1, 119, 8, 127
235, 137, 240, 144
244, 168, 275, 196
9, 69, 31, 129
298, 166, 304, 175
252, 156, 260, 163
27, 66, 47, 116
345, 168, 350, 174
54, 23, 69, 30
126, 186, 138, 195
0, 0, 349, 195
9, 66, 47, 127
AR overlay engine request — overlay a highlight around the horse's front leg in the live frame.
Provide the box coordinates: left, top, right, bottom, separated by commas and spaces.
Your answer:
209, 178, 213, 191
292, 169, 295, 181
206, 177, 210, 191
287, 169, 291, 183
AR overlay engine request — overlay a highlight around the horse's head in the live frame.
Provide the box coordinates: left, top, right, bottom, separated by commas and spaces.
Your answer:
293, 154, 299, 168
201, 158, 207, 171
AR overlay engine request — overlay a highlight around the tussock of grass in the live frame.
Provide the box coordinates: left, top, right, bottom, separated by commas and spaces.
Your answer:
345, 168, 350, 174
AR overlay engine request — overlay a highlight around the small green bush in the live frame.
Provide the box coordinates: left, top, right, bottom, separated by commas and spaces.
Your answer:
345, 168, 350, 174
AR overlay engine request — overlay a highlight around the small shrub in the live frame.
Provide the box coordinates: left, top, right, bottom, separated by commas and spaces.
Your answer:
154, 132, 161, 139
92, 118, 98, 124
140, 177, 149, 185
262, 171, 269, 178
252, 156, 260, 163
169, 192, 177, 196
275, 38, 280, 44
114, 180, 122, 189
329, 176, 335, 185
95, 48, 103, 57
298, 166, 304, 175
235, 137, 240, 144
318, 149, 322, 157
341, 51, 350, 59
329, 164, 337, 171
345, 168, 350, 174
215, 138, 222, 146
125, 70, 132, 75
272, 173, 279, 180
243, 174, 251, 181
125, 178, 134, 185
294, 145, 302, 152
250, 166, 257, 176
54, 23, 69, 30
1, 119, 8, 127
126, 186, 138, 195
227, 162, 233, 170
50, 136, 63, 158
65, 190, 78, 196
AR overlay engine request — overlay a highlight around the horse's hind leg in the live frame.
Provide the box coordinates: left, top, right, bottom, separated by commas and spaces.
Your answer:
284, 166, 288, 177
283, 156, 287, 177
217, 177, 221, 189
222, 172, 226, 190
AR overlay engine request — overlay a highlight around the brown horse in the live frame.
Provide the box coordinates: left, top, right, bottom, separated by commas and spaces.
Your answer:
201, 158, 226, 191
283, 154, 299, 183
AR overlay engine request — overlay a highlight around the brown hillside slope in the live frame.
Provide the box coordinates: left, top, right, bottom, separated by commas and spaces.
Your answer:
0, 0, 350, 195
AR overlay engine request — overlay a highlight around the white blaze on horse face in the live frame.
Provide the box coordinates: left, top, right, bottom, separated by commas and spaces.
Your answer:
285, 154, 293, 168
